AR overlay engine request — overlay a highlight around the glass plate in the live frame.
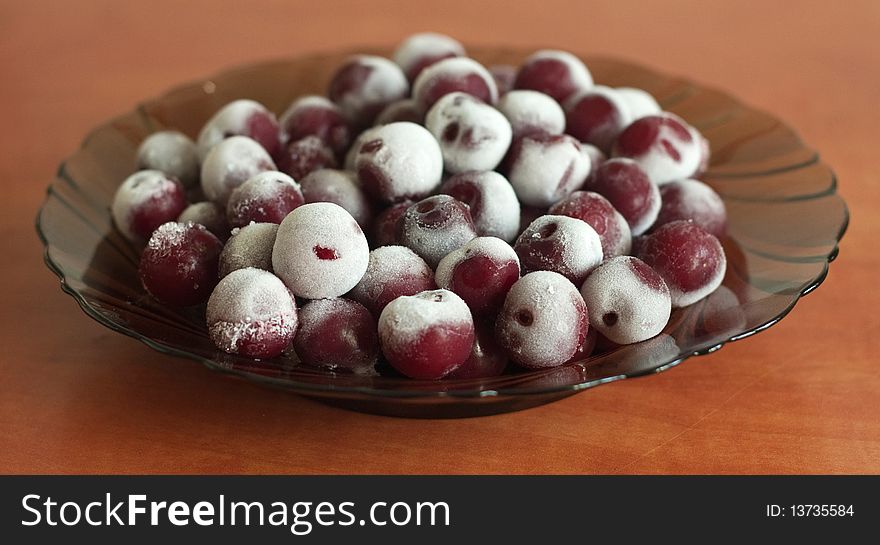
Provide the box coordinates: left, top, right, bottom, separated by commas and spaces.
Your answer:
36, 48, 849, 418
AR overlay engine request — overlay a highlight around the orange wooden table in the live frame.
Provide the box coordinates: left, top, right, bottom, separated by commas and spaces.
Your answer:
2, 0, 878, 474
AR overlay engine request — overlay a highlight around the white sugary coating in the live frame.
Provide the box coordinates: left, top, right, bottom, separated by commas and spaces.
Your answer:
279, 95, 337, 129
332, 55, 409, 124
196, 99, 276, 160
112, 170, 181, 242
435, 236, 519, 289
393, 32, 466, 77
496, 90, 566, 136
136, 131, 200, 188
375, 98, 423, 125
441, 171, 520, 243
425, 92, 512, 174
219, 222, 279, 277
300, 169, 371, 228
516, 215, 603, 281
508, 135, 591, 207
412, 57, 499, 109
378, 289, 472, 351
200, 136, 276, 206
496, 271, 586, 368
354, 122, 443, 202
271, 202, 370, 299
178, 201, 228, 238
617, 112, 702, 186
206, 267, 297, 355
524, 50, 594, 91
348, 245, 434, 307
580, 256, 671, 344
616, 87, 661, 120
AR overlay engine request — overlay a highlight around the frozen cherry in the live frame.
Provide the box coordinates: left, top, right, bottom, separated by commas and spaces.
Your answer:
348, 245, 436, 316
138, 222, 222, 306
206, 267, 297, 359
196, 99, 281, 160
178, 201, 229, 241
300, 169, 372, 229
435, 237, 520, 316
655, 179, 726, 238
425, 92, 512, 174
279, 95, 351, 158
136, 131, 199, 188
495, 271, 589, 369
489, 64, 518, 96
580, 256, 671, 344
446, 321, 508, 379
293, 298, 379, 374
277, 135, 338, 181
412, 57, 498, 112
514, 215, 603, 286
504, 132, 591, 207
612, 112, 702, 185
226, 171, 304, 228
219, 222, 278, 278
371, 200, 412, 247
354, 122, 443, 204
513, 49, 593, 104
272, 202, 370, 299
548, 191, 632, 258
393, 32, 466, 82
496, 89, 566, 137
584, 158, 660, 236
564, 86, 634, 154
636, 220, 727, 308
375, 98, 424, 125
200, 136, 276, 206
112, 170, 188, 243
616, 87, 661, 120
378, 289, 475, 379
439, 170, 520, 243
399, 194, 478, 268
327, 55, 409, 128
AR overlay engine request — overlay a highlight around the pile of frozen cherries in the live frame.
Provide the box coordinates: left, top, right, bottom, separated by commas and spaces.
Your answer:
113, 32, 728, 380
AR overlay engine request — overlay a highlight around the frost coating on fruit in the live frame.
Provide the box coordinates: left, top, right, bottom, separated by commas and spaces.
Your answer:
136, 131, 200, 188
196, 99, 281, 160
272, 202, 370, 299
616, 87, 661, 120
293, 298, 379, 374
495, 271, 589, 369
513, 49, 593, 104
505, 133, 591, 207
112, 170, 187, 242
514, 214, 603, 286
612, 112, 702, 185
393, 32, 466, 81
549, 190, 632, 258
371, 201, 412, 247
178, 201, 229, 240
277, 135, 338, 181
637, 220, 727, 308
655, 178, 727, 237
584, 157, 661, 236
348, 245, 436, 316
412, 57, 499, 111
226, 171, 304, 228
399, 195, 478, 268
354, 122, 444, 204
300, 169, 372, 228
435, 236, 520, 316
580, 256, 671, 344
439, 170, 521, 243
375, 98, 424, 125
200, 136, 276, 206
206, 267, 297, 359
219, 222, 278, 278
425, 92, 512, 174
279, 95, 351, 158
496, 90, 566, 137
327, 55, 409, 128
378, 289, 475, 379
564, 85, 634, 154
